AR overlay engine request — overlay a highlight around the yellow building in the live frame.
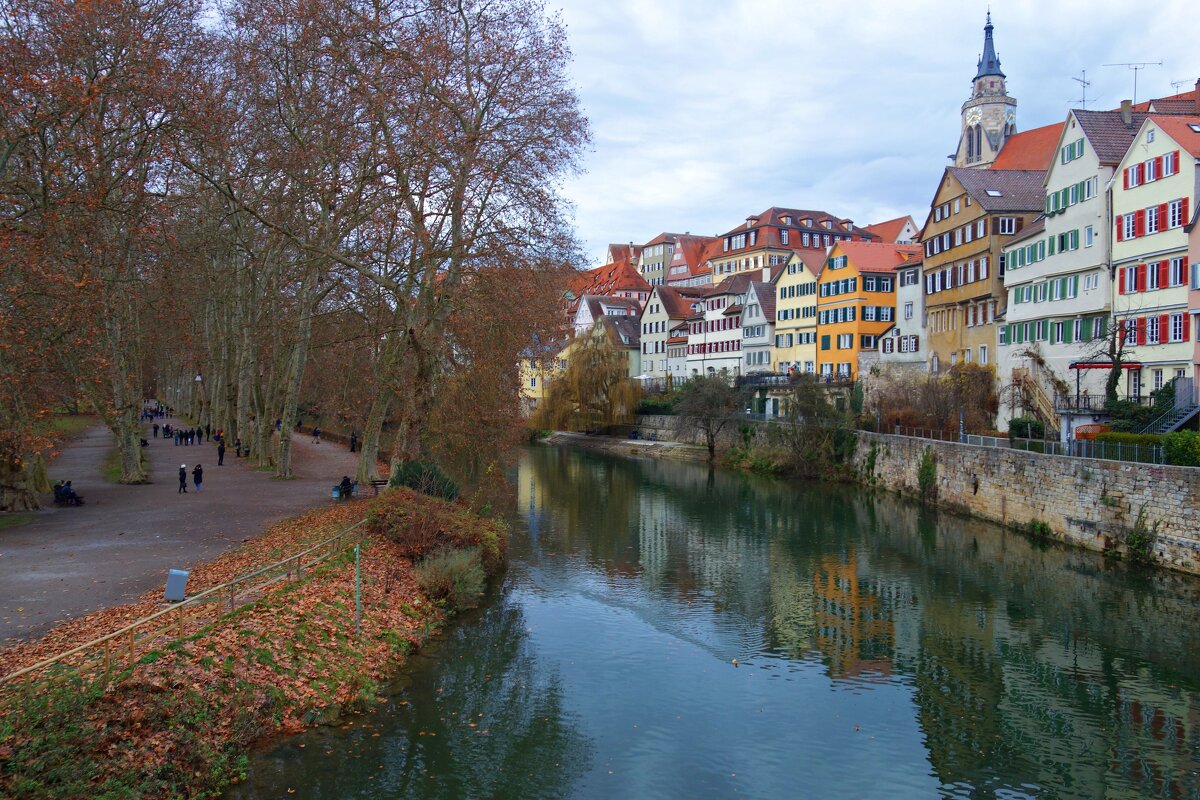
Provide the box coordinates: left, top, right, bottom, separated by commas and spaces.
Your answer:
815, 242, 921, 380
920, 166, 1046, 372
519, 338, 576, 414
773, 252, 821, 374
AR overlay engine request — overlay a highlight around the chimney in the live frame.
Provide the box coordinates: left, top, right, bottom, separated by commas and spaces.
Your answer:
1195, 78, 1200, 113
1120, 99, 1133, 127
762, 266, 771, 282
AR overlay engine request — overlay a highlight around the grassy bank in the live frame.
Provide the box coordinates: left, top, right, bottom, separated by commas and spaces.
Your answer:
0, 490, 507, 799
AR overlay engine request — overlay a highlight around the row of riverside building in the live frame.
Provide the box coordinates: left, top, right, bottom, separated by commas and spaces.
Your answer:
523, 13, 1200, 435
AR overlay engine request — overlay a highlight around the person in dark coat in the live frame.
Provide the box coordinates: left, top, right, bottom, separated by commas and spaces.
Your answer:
152, 423, 159, 438
234, 437, 242, 457
217, 441, 226, 465
349, 432, 357, 453
192, 464, 203, 493
178, 464, 188, 493
338, 475, 353, 500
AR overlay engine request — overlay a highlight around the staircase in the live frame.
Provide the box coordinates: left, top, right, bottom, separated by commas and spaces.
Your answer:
1138, 377, 1200, 434
1012, 367, 1058, 430
1139, 403, 1200, 434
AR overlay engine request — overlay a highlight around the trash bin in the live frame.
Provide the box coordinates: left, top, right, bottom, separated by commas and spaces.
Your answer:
165, 568, 189, 602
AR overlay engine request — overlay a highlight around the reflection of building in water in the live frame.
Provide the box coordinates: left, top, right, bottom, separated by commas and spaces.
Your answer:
812, 548, 894, 680
765, 541, 817, 658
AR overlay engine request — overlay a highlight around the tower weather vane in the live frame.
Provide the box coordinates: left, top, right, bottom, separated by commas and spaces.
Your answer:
1101, 61, 1162, 105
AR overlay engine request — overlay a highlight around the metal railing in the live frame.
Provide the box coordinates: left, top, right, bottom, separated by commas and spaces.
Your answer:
940, 433, 1165, 465
0, 519, 367, 689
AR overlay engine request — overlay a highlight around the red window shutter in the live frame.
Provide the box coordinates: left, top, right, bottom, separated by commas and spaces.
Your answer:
1159, 203, 1169, 228
1136, 317, 1147, 345
1174, 150, 1182, 173
1155, 156, 1164, 178
1185, 314, 1192, 341
1118, 266, 1126, 294
1136, 263, 1147, 293
1115, 217, 1124, 242
1135, 209, 1146, 238
1158, 261, 1169, 288
1183, 197, 1191, 225
1136, 163, 1144, 184
1124, 168, 1131, 189
1159, 314, 1170, 343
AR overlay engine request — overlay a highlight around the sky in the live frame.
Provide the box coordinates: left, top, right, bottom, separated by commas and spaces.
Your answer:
548, 0, 1199, 266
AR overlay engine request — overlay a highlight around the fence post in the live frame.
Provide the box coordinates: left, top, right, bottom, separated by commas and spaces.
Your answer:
354, 543, 362, 639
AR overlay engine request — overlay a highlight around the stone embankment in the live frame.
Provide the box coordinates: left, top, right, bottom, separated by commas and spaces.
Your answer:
856, 431, 1200, 576
547, 418, 1200, 577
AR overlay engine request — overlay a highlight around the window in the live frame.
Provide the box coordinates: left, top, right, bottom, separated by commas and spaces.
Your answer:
860, 335, 877, 350
1171, 312, 1185, 343
998, 217, 1016, 234
1122, 214, 1136, 240
1154, 369, 1164, 391
1168, 199, 1185, 228
1164, 151, 1178, 175
1171, 257, 1185, 287
780, 229, 789, 245
1146, 206, 1159, 234
976, 220, 985, 238
903, 301, 914, 320
1145, 158, 1157, 182
837, 334, 852, 349
1085, 225, 1094, 248
1147, 316, 1160, 344
979, 345, 988, 365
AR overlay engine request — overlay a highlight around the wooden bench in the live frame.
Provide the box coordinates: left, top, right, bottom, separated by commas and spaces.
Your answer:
368, 479, 388, 496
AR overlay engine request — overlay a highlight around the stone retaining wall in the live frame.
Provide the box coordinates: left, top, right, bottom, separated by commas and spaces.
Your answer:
856, 431, 1200, 575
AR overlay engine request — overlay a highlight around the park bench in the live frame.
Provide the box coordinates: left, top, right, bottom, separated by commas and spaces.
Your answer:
368, 479, 388, 496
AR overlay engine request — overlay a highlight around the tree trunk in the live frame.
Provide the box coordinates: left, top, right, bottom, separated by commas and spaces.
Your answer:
356, 391, 389, 484
0, 458, 39, 511
275, 267, 322, 479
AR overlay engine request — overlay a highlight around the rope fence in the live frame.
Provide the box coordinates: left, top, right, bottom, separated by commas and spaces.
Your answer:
0, 518, 368, 690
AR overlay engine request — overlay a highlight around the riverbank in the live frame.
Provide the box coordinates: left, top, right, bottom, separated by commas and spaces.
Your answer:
545, 423, 1200, 577
0, 490, 506, 799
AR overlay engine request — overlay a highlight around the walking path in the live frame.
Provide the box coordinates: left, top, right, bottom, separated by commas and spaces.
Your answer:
0, 419, 367, 643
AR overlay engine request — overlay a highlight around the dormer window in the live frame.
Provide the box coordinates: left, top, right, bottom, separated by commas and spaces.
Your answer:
781, 216, 792, 225
822, 220, 832, 230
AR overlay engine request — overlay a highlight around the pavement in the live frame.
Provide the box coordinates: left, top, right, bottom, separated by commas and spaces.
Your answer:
0, 419, 366, 643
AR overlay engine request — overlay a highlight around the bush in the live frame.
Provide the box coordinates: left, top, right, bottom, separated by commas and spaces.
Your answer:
636, 396, 676, 415
390, 461, 459, 501
1124, 506, 1160, 565
367, 488, 506, 572
1094, 432, 1164, 447
414, 546, 486, 611
917, 446, 937, 502
1007, 417, 1044, 440
1163, 430, 1200, 466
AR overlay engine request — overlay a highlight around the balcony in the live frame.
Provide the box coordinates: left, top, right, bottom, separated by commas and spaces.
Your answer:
1053, 393, 1153, 413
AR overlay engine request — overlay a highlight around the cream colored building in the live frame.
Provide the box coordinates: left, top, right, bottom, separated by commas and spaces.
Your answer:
1111, 115, 1199, 401
639, 285, 709, 380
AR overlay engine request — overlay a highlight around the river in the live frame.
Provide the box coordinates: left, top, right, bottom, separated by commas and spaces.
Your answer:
229, 444, 1200, 799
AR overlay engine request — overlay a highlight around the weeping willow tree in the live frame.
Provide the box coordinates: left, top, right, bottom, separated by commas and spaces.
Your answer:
533, 322, 641, 432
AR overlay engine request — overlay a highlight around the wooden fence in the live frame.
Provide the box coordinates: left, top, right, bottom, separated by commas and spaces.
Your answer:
0, 519, 367, 690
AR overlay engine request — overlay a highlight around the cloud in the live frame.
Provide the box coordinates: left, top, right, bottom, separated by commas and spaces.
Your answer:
548, 0, 1198, 264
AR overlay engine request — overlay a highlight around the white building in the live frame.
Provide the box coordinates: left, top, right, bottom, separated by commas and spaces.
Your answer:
878, 257, 927, 368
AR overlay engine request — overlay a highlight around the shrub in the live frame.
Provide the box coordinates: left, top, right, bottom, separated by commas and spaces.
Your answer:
1094, 431, 1162, 446
367, 488, 506, 572
414, 547, 486, 611
1124, 506, 1160, 565
636, 397, 676, 415
390, 461, 459, 501
1007, 417, 1044, 440
917, 446, 937, 502
1163, 430, 1200, 467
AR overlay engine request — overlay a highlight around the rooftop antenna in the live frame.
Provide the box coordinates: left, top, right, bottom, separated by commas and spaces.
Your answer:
1102, 61, 1163, 105
1170, 77, 1190, 93
1071, 69, 1091, 109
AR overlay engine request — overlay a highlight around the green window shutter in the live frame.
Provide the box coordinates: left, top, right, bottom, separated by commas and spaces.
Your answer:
1078, 139, 1085, 158
1045, 195, 1052, 214
1071, 275, 1079, 296
1058, 277, 1067, 297
1077, 180, 1086, 201
1082, 317, 1093, 340
1049, 237, 1057, 256
1070, 229, 1079, 249
1064, 320, 1075, 343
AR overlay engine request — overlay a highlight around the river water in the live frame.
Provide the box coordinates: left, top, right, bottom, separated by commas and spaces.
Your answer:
230, 444, 1200, 799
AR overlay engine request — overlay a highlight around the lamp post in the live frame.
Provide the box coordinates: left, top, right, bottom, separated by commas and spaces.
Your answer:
194, 373, 204, 426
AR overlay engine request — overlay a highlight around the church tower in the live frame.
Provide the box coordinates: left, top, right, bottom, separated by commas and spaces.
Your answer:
954, 12, 1017, 168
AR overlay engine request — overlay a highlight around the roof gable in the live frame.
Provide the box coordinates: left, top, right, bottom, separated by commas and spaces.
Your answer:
991, 122, 1063, 171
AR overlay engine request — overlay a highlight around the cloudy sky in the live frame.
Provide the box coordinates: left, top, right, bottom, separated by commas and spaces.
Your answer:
548, 0, 1198, 265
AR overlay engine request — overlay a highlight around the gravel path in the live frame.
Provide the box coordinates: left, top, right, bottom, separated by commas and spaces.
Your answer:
0, 419, 370, 643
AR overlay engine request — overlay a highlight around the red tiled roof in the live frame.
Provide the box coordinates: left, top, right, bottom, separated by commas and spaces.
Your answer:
863, 216, 915, 243
715, 207, 880, 245
832, 241, 923, 275
990, 122, 1064, 171
1148, 114, 1200, 158
569, 260, 651, 299
655, 286, 711, 320
1133, 83, 1199, 113
751, 282, 777, 322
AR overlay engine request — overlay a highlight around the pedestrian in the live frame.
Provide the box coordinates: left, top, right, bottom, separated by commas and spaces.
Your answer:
205, 424, 211, 440
312, 426, 321, 444
192, 464, 203, 492
152, 423, 159, 438
178, 464, 188, 493
174, 430, 181, 446
217, 441, 225, 466
235, 437, 242, 457
349, 432, 357, 453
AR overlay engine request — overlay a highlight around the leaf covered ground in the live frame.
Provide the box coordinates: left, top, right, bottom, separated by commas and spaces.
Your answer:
0, 489, 498, 799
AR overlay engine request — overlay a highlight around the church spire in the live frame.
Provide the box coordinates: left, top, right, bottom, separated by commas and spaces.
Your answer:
974, 11, 1005, 80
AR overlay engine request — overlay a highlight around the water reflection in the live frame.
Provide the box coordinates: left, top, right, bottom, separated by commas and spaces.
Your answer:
235, 445, 1200, 799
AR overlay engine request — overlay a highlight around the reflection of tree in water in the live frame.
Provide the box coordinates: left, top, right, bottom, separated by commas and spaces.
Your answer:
379, 600, 591, 799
